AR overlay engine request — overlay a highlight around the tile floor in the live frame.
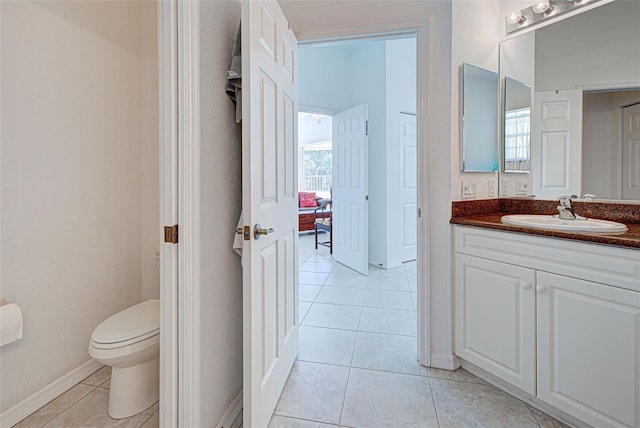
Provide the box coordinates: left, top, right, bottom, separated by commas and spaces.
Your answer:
266, 233, 568, 428
13, 366, 158, 428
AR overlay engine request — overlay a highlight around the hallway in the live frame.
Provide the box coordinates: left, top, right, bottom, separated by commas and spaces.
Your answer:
267, 233, 567, 427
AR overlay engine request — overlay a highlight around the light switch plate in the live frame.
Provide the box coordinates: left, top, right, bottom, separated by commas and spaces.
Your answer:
461, 179, 477, 199
516, 178, 528, 195
488, 179, 496, 197
501, 179, 511, 196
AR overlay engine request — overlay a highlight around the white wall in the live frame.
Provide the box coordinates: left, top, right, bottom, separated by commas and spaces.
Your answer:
451, 0, 502, 201
281, 0, 455, 367
198, 1, 243, 426
298, 47, 351, 113
0, 1, 157, 412
499, 31, 534, 197
534, 0, 640, 92
582, 90, 640, 200
349, 41, 388, 267
386, 38, 417, 268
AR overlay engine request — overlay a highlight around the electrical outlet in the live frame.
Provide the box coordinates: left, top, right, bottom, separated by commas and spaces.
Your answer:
501, 179, 512, 196
488, 179, 496, 197
461, 179, 477, 199
516, 178, 528, 195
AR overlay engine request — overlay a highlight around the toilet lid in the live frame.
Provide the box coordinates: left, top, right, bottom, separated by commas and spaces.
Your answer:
91, 299, 159, 346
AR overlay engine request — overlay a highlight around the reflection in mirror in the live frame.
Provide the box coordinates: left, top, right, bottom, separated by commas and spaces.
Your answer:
498, 0, 640, 201
503, 77, 531, 173
461, 63, 499, 172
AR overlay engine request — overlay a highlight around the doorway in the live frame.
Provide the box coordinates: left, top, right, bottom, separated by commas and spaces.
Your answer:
288, 34, 422, 424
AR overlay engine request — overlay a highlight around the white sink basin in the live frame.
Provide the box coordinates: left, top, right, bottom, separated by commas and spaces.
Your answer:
501, 215, 628, 234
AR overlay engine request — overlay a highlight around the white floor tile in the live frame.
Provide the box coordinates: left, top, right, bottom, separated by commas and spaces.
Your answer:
362, 289, 413, 310
269, 415, 338, 427
340, 368, 437, 428
300, 284, 322, 302
331, 263, 361, 274
274, 361, 349, 425
299, 301, 312, 323
300, 261, 335, 273
358, 307, 417, 336
315, 287, 364, 306
302, 303, 361, 331
351, 332, 425, 376
430, 378, 539, 428
299, 272, 329, 285
364, 276, 409, 291
298, 326, 356, 366
324, 273, 367, 289
367, 265, 407, 278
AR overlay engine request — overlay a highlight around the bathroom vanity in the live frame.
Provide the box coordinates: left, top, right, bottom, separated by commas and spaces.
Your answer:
451, 200, 640, 428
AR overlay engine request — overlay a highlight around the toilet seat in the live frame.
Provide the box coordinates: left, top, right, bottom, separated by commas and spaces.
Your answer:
91, 299, 159, 350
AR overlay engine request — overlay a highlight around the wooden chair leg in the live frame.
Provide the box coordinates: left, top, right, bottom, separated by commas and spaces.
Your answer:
329, 225, 333, 254
315, 226, 319, 250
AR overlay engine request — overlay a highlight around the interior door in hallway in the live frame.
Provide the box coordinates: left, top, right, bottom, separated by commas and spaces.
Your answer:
622, 102, 640, 200
400, 112, 417, 262
241, 0, 299, 426
332, 104, 369, 275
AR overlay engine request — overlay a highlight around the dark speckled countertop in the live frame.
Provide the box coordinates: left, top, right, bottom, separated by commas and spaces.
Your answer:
451, 199, 640, 250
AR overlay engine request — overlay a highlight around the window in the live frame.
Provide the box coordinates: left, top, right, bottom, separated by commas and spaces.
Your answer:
504, 107, 530, 171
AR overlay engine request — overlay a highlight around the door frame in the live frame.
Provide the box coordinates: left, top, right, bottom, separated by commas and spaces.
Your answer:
159, 0, 202, 426
297, 18, 432, 367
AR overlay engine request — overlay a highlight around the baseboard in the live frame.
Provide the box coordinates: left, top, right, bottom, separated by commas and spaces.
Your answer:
216, 389, 242, 428
429, 352, 461, 370
0, 359, 103, 428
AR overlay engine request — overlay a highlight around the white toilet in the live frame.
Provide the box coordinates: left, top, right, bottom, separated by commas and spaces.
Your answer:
89, 299, 160, 419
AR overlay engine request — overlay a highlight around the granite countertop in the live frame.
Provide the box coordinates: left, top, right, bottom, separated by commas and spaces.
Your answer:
450, 199, 640, 250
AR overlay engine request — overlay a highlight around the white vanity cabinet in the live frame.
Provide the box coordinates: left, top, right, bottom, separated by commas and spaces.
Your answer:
454, 226, 640, 428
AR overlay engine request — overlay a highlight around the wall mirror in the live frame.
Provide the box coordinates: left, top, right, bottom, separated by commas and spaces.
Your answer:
461, 63, 499, 172
499, 0, 640, 200
503, 77, 531, 173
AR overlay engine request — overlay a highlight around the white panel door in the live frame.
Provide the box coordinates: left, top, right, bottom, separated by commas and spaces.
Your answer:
622, 103, 640, 200
241, 1, 298, 426
532, 89, 582, 199
537, 272, 640, 428
332, 104, 368, 275
455, 254, 536, 394
399, 113, 417, 262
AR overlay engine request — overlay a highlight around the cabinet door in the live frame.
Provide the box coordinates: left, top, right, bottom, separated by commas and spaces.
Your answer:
537, 272, 640, 428
455, 254, 536, 394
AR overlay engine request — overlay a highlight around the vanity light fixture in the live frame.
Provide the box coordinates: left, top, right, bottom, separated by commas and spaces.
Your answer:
505, 0, 604, 34
532, 1, 553, 14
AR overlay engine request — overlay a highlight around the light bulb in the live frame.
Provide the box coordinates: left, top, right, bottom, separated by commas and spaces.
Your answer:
507, 12, 526, 24
532, 1, 552, 14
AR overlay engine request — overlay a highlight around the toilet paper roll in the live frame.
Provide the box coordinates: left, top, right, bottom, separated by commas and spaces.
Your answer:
0, 303, 24, 347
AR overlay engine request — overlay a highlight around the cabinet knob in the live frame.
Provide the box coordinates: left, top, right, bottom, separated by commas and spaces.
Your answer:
520, 280, 532, 289
536, 285, 546, 293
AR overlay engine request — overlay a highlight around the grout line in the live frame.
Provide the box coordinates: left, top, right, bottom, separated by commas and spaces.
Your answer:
525, 403, 544, 428
299, 323, 416, 339
137, 409, 158, 428
39, 385, 99, 428
426, 376, 442, 428
337, 367, 352, 427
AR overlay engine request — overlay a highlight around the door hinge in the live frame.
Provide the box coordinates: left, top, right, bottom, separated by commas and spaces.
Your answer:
164, 225, 178, 244
365, 195, 369, 201
365, 120, 369, 136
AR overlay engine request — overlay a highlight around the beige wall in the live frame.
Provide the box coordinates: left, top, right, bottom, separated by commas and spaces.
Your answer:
0, 0, 158, 412
198, 1, 243, 425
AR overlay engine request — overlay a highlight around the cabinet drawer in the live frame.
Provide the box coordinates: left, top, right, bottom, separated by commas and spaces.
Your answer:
455, 226, 640, 292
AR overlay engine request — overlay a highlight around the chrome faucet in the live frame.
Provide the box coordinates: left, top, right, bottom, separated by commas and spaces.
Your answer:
557, 196, 586, 220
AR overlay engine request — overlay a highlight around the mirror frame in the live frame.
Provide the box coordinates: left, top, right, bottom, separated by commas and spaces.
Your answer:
502, 76, 532, 174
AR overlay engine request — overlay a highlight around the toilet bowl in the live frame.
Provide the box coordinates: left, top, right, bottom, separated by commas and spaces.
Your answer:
89, 299, 159, 419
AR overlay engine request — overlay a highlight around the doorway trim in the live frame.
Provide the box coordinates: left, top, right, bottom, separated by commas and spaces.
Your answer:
159, 0, 202, 426
296, 18, 432, 367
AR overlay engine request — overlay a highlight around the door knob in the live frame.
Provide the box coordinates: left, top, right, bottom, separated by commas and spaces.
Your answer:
254, 224, 275, 240
520, 280, 532, 289
536, 285, 546, 293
